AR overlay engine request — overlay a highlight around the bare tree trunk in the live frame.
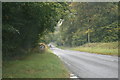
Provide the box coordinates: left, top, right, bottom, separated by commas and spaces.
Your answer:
88, 29, 90, 43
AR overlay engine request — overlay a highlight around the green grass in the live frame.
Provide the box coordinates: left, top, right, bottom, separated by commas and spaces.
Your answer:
3, 50, 69, 78
71, 42, 119, 56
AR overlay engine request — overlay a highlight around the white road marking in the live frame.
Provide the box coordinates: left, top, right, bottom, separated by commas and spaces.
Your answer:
70, 73, 78, 78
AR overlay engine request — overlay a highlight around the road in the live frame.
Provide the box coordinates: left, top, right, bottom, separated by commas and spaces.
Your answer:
50, 47, 118, 78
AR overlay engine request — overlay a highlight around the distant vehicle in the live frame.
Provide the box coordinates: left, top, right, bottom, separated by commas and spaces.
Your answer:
49, 45, 52, 48
48, 43, 56, 48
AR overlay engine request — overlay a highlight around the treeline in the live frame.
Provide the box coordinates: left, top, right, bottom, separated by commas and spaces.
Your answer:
2, 2, 69, 58
54, 2, 119, 47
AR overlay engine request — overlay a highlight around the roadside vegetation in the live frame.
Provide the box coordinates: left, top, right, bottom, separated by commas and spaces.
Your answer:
70, 42, 118, 56
49, 3, 119, 56
3, 2, 69, 59
3, 50, 69, 78
2, 2, 69, 78
2, 2, 119, 78
52, 3, 119, 47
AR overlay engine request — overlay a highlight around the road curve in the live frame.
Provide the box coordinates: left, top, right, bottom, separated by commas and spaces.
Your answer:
50, 47, 118, 78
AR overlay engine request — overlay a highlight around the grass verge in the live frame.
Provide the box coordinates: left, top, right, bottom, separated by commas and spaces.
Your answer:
71, 42, 119, 56
3, 50, 69, 78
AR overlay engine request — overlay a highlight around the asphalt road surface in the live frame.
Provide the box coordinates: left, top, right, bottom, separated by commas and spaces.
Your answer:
50, 47, 118, 78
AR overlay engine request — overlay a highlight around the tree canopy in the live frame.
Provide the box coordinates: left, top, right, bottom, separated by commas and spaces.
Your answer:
53, 2, 119, 47
2, 2, 69, 58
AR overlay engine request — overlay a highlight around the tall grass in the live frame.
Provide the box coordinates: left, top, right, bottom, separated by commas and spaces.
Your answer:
71, 42, 118, 56
3, 50, 69, 78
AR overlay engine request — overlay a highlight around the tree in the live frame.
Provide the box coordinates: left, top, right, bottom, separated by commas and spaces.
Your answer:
54, 2, 118, 47
2, 2, 69, 58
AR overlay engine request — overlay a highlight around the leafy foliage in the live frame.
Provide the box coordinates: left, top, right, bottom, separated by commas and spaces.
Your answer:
54, 2, 119, 47
2, 2, 69, 58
